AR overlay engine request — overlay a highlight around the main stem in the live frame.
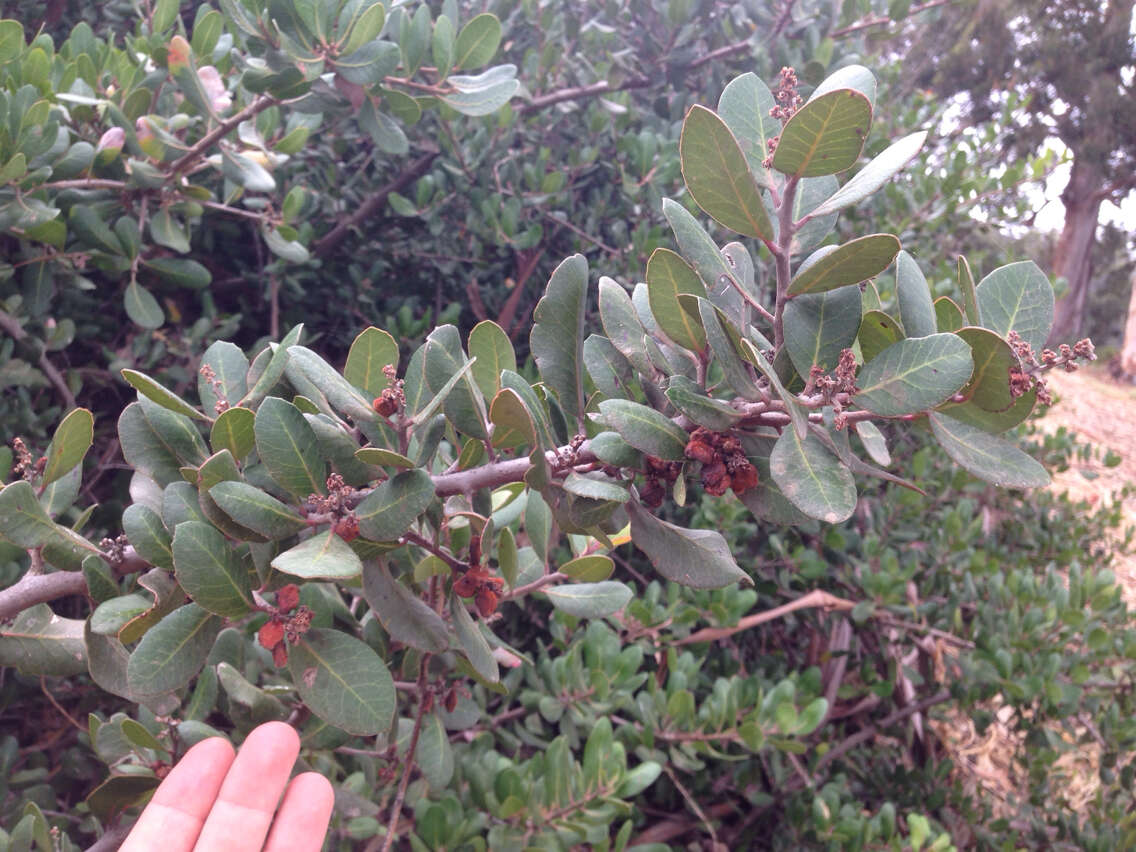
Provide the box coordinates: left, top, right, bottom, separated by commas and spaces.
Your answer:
771, 175, 800, 351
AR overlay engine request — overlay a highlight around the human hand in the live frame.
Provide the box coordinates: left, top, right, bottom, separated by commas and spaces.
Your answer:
121, 721, 334, 852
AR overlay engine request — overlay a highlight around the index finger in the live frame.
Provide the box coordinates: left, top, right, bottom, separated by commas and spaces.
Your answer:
119, 736, 236, 852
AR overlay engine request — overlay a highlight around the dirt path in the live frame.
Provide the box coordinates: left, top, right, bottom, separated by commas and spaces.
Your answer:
1034, 367, 1136, 604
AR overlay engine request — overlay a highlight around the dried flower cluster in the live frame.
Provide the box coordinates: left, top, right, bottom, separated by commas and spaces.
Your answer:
639, 456, 683, 508
684, 428, 759, 497
198, 364, 230, 414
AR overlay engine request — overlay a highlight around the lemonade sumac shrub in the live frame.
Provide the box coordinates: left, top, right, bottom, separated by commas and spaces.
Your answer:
1, 25, 1132, 852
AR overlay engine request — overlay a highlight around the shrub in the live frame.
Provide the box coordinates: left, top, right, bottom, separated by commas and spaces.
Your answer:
1, 29, 1132, 852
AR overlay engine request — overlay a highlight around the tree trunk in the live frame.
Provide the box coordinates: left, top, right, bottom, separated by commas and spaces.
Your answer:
1121, 272, 1136, 377
1048, 157, 1104, 345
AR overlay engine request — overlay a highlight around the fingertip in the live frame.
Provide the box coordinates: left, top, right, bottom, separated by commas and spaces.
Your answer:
243, 720, 300, 753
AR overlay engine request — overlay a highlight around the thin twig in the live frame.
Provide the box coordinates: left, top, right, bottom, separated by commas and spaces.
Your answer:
166, 95, 278, 182
380, 662, 430, 852
673, 589, 855, 646
830, 0, 953, 37
504, 572, 566, 600
663, 765, 720, 846
0, 308, 76, 408
516, 77, 651, 114
40, 677, 86, 732
814, 689, 952, 773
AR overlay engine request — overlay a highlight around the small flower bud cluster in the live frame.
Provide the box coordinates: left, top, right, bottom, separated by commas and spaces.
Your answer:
1006, 331, 1096, 406
257, 584, 313, 667
303, 473, 360, 540
10, 437, 40, 481
684, 427, 758, 497
372, 364, 405, 417
198, 364, 230, 414
805, 349, 859, 429
770, 66, 803, 121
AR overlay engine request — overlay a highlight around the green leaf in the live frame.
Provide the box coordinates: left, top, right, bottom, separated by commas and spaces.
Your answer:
453, 13, 501, 69
598, 277, 652, 376
199, 341, 249, 413
222, 149, 275, 192
117, 567, 185, 645
401, 3, 431, 76
783, 285, 862, 375
467, 321, 516, 400
929, 412, 1049, 488
341, 2, 385, 54
958, 255, 980, 325
122, 503, 173, 570
122, 369, 207, 421
562, 472, 630, 503
91, 595, 153, 636
172, 521, 254, 617
769, 428, 856, 523
345, 326, 399, 398
243, 324, 304, 408
209, 481, 307, 540
42, 407, 93, 486
410, 357, 476, 428
0, 20, 24, 63
440, 73, 519, 116
934, 297, 965, 333
627, 500, 748, 589
787, 235, 900, 296
449, 592, 498, 682
531, 254, 587, 425
589, 431, 642, 468
645, 248, 707, 352
975, 261, 1054, 353
124, 281, 164, 329
0, 603, 86, 676
150, 207, 190, 253
854, 421, 891, 466
210, 407, 255, 459
287, 345, 376, 424
254, 397, 325, 499
584, 335, 637, 400
954, 327, 1017, 412
855, 333, 973, 416
560, 554, 613, 582
489, 388, 537, 449
665, 375, 743, 429
679, 105, 773, 241
288, 628, 395, 735
143, 257, 212, 289
413, 713, 454, 791
336, 40, 401, 86
422, 326, 487, 439
216, 662, 289, 723
361, 561, 449, 653
359, 97, 408, 154
790, 175, 840, 255
0, 480, 60, 547
808, 132, 926, 218
432, 14, 455, 78
70, 205, 123, 254
771, 89, 872, 177
355, 448, 415, 468
262, 226, 309, 263
544, 581, 632, 618
895, 251, 936, 338
355, 470, 435, 541
938, 385, 1037, 434
696, 297, 762, 400
717, 72, 780, 189
127, 603, 222, 697
809, 64, 877, 105
597, 399, 688, 461
858, 310, 904, 363
662, 198, 745, 326
271, 530, 363, 579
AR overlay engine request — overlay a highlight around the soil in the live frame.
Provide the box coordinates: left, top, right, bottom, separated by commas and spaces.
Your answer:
1034, 365, 1136, 604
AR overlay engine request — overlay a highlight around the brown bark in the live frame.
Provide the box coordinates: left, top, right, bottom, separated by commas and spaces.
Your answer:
1121, 271, 1136, 377
1048, 157, 1104, 344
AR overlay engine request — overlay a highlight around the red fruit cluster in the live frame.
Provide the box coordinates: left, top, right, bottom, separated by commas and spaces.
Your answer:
684, 427, 758, 497
333, 513, 359, 542
257, 584, 312, 667
453, 567, 505, 618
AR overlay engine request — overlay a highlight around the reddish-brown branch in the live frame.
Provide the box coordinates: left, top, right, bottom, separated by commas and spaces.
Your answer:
381, 661, 430, 852
831, 0, 954, 37
516, 77, 651, 115
312, 149, 440, 258
166, 95, 278, 182
0, 308, 76, 409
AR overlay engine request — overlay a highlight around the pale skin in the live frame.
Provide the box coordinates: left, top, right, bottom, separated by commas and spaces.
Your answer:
120, 721, 334, 852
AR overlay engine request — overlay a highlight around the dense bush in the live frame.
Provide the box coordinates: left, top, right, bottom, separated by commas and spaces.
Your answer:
1, 3, 1133, 851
